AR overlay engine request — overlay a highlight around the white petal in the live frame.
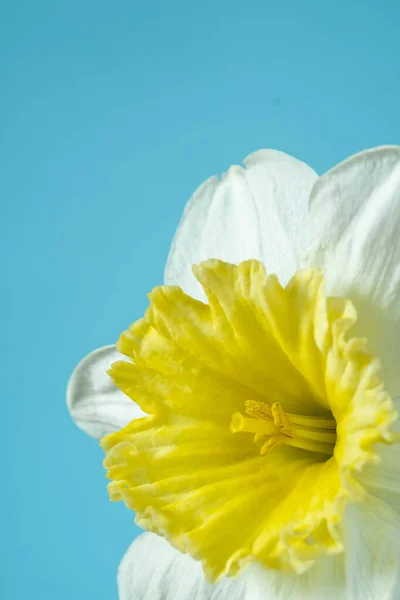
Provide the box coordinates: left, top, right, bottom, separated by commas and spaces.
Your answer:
302, 146, 400, 396
342, 494, 400, 600
358, 398, 400, 512
165, 149, 318, 300
67, 345, 144, 439
118, 498, 400, 600
117, 533, 243, 600
118, 532, 346, 600
359, 443, 400, 513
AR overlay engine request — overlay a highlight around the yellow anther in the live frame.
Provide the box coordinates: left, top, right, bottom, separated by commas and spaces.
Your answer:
245, 400, 273, 420
271, 401, 293, 436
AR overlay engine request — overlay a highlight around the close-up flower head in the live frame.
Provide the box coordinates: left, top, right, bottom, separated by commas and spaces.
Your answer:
68, 146, 400, 600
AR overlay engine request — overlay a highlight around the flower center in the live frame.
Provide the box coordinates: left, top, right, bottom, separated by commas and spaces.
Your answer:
102, 260, 398, 582
231, 400, 337, 456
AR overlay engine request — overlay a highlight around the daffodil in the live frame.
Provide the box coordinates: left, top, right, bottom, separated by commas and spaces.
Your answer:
68, 146, 400, 600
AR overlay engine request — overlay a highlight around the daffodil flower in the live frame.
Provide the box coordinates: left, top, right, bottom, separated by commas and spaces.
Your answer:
68, 147, 400, 600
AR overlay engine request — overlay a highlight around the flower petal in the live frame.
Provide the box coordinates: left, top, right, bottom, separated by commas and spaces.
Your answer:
67, 345, 145, 438
302, 146, 400, 397
117, 532, 247, 600
342, 494, 400, 600
119, 499, 400, 600
118, 532, 347, 600
357, 398, 400, 512
165, 149, 318, 300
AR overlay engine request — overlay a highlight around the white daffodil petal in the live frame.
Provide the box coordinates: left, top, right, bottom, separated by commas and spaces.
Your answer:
118, 500, 400, 600
118, 533, 346, 600
359, 443, 400, 513
117, 533, 244, 600
67, 345, 144, 439
358, 398, 400, 513
303, 146, 400, 397
342, 494, 400, 600
165, 149, 318, 300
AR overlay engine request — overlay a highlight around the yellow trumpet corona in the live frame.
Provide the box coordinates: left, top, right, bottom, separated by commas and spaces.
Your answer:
101, 260, 398, 582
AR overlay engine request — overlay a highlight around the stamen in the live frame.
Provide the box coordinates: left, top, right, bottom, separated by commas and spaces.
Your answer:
230, 400, 337, 458
291, 425, 337, 444
285, 437, 335, 456
289, 414, 337, 430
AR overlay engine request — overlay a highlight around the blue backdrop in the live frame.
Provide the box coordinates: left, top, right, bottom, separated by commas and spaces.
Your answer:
2, 1, 400, 598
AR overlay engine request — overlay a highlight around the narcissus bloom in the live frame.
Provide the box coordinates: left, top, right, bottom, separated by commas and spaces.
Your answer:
68, 147, 400, 600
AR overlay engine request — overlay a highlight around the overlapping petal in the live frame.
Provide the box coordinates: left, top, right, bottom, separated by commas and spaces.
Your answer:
303, 146, 400, 398
67, 345, 144, 438
67, 150, 317, 438
165, 149, 318, 300
118, 493, 400, 600
117, 532, 344, 600
341, 494, 400, 600
357, 398, 400, 512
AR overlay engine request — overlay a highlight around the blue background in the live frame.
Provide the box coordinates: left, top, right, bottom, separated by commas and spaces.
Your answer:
1, 1, 399, 598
